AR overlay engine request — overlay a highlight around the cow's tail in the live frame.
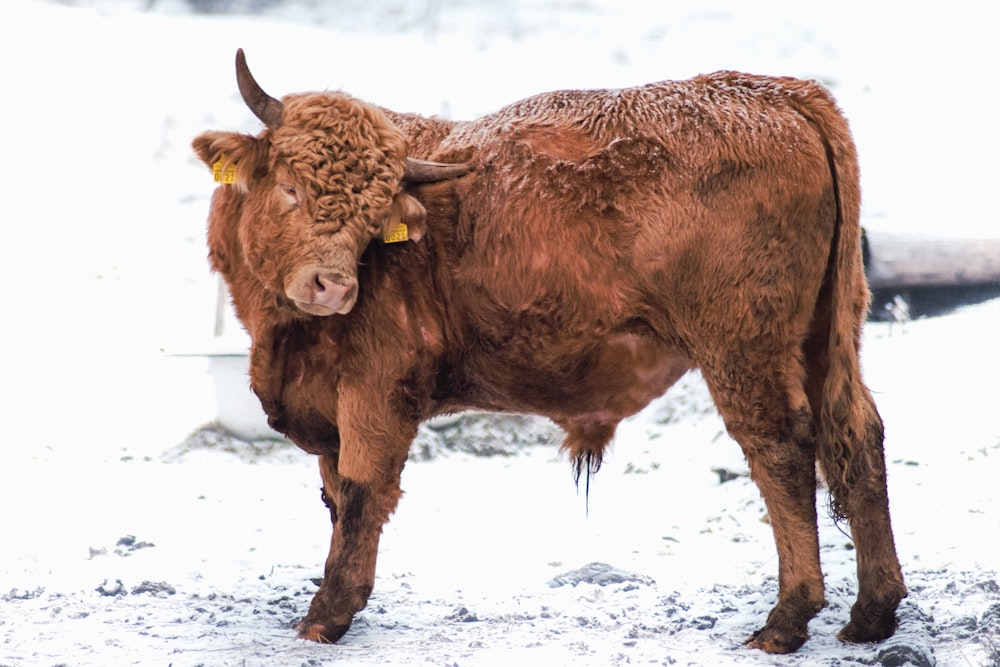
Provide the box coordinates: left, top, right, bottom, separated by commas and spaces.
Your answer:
794, 85, 884, 521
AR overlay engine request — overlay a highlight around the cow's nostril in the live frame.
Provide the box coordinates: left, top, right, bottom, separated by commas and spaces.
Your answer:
314, 273, 343, 295
302, 272, 358, 314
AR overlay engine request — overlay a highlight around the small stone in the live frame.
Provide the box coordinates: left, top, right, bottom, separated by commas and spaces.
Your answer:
130, 581, 176, 597
691, 615, 717, 630
875, 641, 934, 667
712, 467, 743, 484
4, 587, 45, 601
547, 562, 655, 588
96, 579, 127, 597
447, 606, 480, 622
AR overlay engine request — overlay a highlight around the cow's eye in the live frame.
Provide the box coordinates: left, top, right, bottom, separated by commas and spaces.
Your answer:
280, 183, 299, 207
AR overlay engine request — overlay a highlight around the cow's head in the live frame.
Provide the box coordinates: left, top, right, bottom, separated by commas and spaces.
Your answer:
193, 49, 470, 316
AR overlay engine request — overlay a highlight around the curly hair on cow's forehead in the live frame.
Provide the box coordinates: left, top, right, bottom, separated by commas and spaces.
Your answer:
270, 92, 408, 226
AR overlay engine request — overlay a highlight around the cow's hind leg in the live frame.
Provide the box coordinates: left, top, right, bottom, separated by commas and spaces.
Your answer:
802, 300, 906, 644
813, 389, 906, 643
701, 357, 825, 654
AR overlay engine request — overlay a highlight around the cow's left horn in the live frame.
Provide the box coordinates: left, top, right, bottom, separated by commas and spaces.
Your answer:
235, 48, 284, 129
403, 158, 473, 183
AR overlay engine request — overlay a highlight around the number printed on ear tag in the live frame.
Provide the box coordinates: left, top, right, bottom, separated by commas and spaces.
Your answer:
383, 222, 409, 244
213, 156, 236, 184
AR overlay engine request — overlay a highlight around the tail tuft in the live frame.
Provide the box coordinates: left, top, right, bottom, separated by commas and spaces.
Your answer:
572, 450, 603, 515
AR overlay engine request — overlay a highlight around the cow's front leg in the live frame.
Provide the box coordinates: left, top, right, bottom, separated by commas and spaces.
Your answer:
296, 389, 414, 643
296, 453, 402, 642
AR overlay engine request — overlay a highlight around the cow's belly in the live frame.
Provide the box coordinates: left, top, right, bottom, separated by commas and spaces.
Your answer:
461, 331, 692, 424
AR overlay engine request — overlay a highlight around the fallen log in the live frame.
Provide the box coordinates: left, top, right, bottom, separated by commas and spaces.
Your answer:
864, 232, 1000, 289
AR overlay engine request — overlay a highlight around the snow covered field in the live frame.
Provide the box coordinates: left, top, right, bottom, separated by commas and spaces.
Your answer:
1, 1, 998, 665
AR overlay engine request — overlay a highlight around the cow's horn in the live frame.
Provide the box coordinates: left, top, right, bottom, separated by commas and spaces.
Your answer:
235, 48, 284, 129
403, 158, 473, 183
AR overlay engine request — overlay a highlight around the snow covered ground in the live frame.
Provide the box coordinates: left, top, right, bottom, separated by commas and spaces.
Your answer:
1, 1, 998, 665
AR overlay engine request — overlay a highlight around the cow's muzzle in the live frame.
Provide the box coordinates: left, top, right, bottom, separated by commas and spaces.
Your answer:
286, 267, 358, 316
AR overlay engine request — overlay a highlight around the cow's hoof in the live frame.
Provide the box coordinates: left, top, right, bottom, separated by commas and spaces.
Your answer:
837, 611, 898, 644
745, 626, 808, 654
296, 621, 351, 643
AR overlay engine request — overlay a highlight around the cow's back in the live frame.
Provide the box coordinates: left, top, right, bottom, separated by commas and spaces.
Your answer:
437, 71, 841, 356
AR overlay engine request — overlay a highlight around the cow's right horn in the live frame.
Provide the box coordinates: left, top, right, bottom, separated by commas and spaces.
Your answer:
403, 158, 473, 183
235, 48, 284, 129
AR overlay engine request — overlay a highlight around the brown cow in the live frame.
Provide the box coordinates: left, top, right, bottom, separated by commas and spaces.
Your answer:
192, 49, 905, 654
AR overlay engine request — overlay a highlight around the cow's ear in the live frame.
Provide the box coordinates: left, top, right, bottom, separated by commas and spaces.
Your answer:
192, 131, 266, 189
377, 193, 427, 243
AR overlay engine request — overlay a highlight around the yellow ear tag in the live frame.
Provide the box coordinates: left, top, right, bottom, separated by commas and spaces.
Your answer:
212, 155, 236, 185
383, 222, 409, 244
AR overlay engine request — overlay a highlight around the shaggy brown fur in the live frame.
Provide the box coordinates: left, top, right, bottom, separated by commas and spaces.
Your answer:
192, 55, 905, 654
